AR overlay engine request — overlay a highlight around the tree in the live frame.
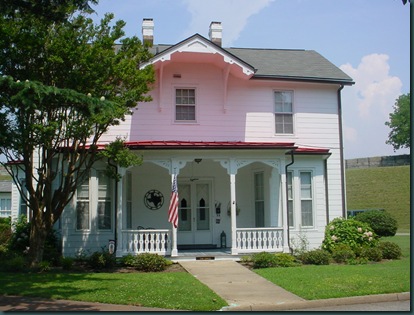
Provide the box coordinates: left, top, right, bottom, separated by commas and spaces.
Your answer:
385, 93, 410, 151
0, 1, 154, 266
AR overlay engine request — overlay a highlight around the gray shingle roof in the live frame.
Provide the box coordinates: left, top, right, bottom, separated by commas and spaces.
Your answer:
0, 181, 12, 193
225, 48, 353, 84
148, 34, 354, 85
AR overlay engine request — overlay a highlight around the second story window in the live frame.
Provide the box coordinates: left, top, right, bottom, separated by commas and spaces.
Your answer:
176, 88, 196, 121
274, 91, 293, 134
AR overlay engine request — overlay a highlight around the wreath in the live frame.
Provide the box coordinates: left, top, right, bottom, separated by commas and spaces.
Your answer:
227, 201, 240, 216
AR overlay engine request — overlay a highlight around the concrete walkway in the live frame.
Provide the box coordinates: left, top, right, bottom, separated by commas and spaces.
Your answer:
179, 260, 304, 310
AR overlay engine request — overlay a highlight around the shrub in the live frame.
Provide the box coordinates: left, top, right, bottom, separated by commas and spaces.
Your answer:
0, 217, 12, 246
274, 253, 299, 267
354, 210, 398, 237
88, 248, 116, 270
60, 257, 75, 270
7, 215, 61, 264
251, 252, 277, 269
1, 254, 27, 272
38, 260, 51, 272
322, 217, 378, 253
331, 244, 356, 263
300, 249, 330, 265
360, 246, 383, 262
134, 253, 171, 272
8, 215, 30, 252
379, 241, 402, 259
121, 253, 137, 267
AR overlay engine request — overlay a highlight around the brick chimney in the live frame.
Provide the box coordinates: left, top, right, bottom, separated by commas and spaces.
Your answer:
209, 21, 222, 46
142, 18, 154, 46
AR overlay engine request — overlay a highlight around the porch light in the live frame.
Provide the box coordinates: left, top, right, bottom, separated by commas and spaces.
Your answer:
220, 231, 226, 248
194, 158, 202, 164
108, 240, 115, 254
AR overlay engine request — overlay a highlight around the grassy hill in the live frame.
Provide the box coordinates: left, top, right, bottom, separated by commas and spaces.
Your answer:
346, 165, 410, 233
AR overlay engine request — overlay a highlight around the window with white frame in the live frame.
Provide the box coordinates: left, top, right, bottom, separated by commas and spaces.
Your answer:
175, 88, 196, 121
287, 171, 294, 227
274, 91, 293, 134
97, 171, 112, 230
76, 177, 90, 230
254, 172, 265, 227
0, 197, 11, 218
300, 171, 313, 227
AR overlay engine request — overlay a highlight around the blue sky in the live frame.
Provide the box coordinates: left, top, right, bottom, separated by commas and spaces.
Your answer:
91, 0, 410, 159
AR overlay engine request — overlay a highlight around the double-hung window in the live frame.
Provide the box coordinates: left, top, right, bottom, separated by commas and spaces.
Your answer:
97, 171, 112, 230
274, 91, 293, 134
287, 171, 294, 227
254, 172, 265, 227
300, 172, 313, 227
0, 197, 11, 218
76, 177, 90, 230
175, 88, 196, 121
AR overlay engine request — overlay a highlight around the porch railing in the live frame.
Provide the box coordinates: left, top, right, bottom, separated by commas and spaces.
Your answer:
235, 227, 284, 253
121, 229, 171, 256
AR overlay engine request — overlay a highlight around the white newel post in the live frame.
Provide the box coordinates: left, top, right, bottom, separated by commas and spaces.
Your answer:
116, 167, 126, 257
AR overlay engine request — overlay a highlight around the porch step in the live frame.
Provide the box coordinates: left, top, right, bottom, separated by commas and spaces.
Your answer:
177, 244, 218, 250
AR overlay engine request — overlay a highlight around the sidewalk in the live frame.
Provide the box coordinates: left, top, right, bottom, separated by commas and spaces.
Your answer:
0, 260, 410, 312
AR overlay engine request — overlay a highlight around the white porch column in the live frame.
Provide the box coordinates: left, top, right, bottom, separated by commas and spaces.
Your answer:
280, 164, 290, 253
116, 167, 127, 257
230, 172, 237, 255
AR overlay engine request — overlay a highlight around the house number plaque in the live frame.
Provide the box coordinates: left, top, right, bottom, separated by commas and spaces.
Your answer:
144, 190, 164, 210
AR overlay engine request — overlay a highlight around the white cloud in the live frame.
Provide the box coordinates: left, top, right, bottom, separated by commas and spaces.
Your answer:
181, 0, 274, 46
343, 126, 357, 143
340, 54, 402, 118
340, 54, 404, 159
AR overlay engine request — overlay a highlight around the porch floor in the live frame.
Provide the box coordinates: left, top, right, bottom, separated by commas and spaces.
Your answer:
168, 248, 243, 262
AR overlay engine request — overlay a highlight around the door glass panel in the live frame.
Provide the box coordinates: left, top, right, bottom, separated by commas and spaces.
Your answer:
178, 184, 191, 231
196, 184, 209, 231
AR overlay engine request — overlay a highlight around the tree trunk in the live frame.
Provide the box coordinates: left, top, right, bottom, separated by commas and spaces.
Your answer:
28, 214, 49, 268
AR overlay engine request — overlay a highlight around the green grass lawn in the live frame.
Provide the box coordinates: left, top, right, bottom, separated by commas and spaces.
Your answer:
346, 166, 410, 232
0, 270, 227, 311
1, 236, 409, 309
254, 235, 410, 300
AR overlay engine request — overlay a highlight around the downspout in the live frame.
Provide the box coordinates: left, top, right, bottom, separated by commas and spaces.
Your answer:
337, 85, 347, 218
285, 150, 295, 252
324, 159, 330, 224
108, 160, 118, 253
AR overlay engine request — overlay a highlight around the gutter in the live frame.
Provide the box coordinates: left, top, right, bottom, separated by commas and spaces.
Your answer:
337, 85, 347, 218
285, 150, 295, 253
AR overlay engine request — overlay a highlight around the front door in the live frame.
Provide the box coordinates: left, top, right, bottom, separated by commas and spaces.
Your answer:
177, 180, 213, 246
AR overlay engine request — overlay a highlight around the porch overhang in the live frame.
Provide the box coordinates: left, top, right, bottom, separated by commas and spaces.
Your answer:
125, 140, 296, 151
124, 140, 330, 156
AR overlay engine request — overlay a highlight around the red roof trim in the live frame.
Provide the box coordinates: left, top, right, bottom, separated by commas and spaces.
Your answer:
125, 140, 296, 150
293, 147, 331, 155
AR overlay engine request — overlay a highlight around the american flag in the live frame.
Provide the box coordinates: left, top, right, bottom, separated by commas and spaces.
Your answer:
168, 174, 179, 228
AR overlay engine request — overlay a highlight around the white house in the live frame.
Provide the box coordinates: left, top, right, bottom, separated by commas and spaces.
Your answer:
12, 19, 354, 258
